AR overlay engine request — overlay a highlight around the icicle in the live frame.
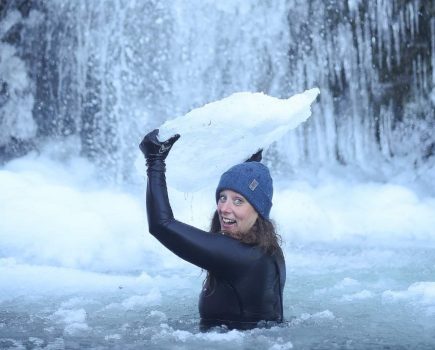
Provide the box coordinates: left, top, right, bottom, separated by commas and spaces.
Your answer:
376, 0, 384, 69
379, 102, 393, 159
407, 1, 416, 39
392, 22, 401, 65
431, 18, 435, 87
414, 0, 420, 34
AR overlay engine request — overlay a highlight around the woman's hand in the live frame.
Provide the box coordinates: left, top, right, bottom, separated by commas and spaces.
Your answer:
139, 129, 180, 162
245, 149, 263, 162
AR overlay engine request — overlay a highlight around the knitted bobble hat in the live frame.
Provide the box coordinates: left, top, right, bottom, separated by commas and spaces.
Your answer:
215, 162, 273, 219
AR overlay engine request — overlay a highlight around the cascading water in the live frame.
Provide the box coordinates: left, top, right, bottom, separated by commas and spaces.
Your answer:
1, 0, 293, 183
1, 0, 433, 182
1, 1, 435, 349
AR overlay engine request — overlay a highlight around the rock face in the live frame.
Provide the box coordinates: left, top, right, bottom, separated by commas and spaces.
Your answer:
0, 1, 433, 181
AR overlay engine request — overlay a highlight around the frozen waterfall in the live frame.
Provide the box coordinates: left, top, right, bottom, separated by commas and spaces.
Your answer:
1, 0, 433, 183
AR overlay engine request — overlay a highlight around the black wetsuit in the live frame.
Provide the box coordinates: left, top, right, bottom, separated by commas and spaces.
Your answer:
146, 160, 286, 330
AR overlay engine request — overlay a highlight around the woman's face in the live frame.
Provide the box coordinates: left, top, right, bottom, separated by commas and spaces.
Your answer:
217, 189, 258, 236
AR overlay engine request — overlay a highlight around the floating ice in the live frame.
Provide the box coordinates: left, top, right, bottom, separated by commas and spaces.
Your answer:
340, 290, 375, 302
383, 282, 435, 306
152, 324, 245, 343
291, 310, 335, 326
51, 308, 89, 335
120, 292, 161, 309
269, 341, 294, 350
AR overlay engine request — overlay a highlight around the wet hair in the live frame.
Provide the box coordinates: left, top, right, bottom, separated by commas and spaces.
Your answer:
209, 210, 283, 256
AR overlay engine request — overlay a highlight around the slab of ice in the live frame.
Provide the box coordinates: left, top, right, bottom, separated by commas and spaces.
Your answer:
157, 88, 320, 192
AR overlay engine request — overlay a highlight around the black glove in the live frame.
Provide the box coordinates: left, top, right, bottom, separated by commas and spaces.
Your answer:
139, 129, 180, 165
245, 149, 263, 162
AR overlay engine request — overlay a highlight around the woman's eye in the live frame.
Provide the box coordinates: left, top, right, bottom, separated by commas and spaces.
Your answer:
234, 198, 243, 205
219, 195, 226, 202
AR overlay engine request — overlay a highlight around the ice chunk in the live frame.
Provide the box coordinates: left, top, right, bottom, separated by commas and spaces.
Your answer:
157, 88, 319, 192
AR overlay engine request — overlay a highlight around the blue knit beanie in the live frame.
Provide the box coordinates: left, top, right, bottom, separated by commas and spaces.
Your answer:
215, 162, 273, 219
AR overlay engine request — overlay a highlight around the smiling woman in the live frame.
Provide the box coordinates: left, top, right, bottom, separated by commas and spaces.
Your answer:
217, 190, 259, 238
140, 129, 286, 331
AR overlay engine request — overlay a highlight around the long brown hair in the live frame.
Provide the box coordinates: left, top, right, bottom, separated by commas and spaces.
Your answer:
209, 210, 283, 256
203, 211, 283, 292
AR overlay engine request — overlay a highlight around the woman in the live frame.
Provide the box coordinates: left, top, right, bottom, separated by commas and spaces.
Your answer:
140, 129, 286, 330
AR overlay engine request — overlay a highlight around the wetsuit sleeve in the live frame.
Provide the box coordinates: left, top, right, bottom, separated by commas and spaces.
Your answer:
146, 160, 260, 277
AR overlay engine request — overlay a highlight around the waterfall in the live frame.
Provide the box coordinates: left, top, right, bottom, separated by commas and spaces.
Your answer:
0, 0, 433, 183
1, 3, 435, 347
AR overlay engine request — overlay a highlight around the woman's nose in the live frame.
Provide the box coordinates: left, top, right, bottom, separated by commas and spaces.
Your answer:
219, 201, 232, 213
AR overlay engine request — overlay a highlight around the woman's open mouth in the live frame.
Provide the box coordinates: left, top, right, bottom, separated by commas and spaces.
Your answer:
221, 217, 236, 229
